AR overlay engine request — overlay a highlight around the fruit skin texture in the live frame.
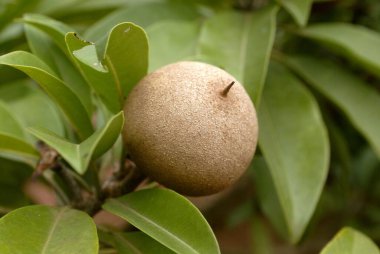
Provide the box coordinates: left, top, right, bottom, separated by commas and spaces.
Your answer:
123, 61, 258, 196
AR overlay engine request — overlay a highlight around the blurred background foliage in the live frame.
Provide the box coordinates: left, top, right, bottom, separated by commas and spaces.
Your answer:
0, 0, 379, 253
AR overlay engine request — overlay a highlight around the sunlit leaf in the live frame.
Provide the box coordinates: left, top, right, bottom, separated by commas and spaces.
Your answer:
103, 188, 220, 254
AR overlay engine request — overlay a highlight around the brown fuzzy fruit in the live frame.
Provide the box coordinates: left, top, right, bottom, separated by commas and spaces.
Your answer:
123, 61, 258, 196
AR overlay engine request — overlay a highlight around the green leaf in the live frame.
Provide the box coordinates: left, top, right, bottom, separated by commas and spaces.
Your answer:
103, 188, 220, 254
24, 17, 93, 114
0, 102, 26, 139
0, 134, 38, 167
23, 13, 74, 52
0, 0, 39, 31
252, 158, 288, 240
65, 32, 122, 113
258, 62, 330, 243
147, 20, 201, 72
0, 79, 65, 139
104, 22, 148, 97
114, 232, 176, 254
276, 0, 313, 26
29, 112, 124, 174
321, 227, 380, 254
0, 51, 94, 140
197, 6, 278, 105
0, 158, 32, 209
0, 205, 98, 254
84, 1, 200, 42
285, 56, 380, 158
300, 23, 380, 77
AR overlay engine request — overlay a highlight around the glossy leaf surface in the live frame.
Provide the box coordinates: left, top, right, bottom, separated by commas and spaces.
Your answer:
103, 188, 220, 254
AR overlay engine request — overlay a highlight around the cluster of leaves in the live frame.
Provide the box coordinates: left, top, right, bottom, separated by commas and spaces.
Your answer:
0, 0, 379, 253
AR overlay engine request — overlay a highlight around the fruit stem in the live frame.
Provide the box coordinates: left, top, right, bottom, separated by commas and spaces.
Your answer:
221, 81, 235, 97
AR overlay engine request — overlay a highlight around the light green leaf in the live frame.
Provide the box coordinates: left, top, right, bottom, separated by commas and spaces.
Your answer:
321, 227, 380, 254
147, 20, 201, 72
276, 0, 313, 26
66, 32, 122, 113
0, 79, 65, 139
0, 51, 94, 140
0, 134, 38, 166
0, 205, 98, 254
29, 112, 124, 174
103, 188, 220, 254
104, 22, 148, 97
300, 23, 380, 77
114, 232, 176, 254
24, 17, 93, 114
285, 56, 380, 158
198, 6, 278, 105
84, 2, 200, 42
258, 62, 330, 243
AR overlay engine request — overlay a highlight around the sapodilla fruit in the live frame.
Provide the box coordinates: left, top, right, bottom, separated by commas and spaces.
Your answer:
123, 61, 258, 196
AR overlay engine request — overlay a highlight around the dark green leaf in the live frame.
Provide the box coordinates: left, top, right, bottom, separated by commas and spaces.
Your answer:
104, 22, 148, 97
84, 2, 200, 42
0, 205, 98, 254
300, 23, 380, 77
198, 6, 278, 105
0, 158, 32, 209
29, 112, 124, 174
258, 62, 330, 243
103, 188, 220, 254
285, 56, 380, 158
114, 232, 176, 254
321, 227, 380, 254
0, 51, 94, 140
276, 0, 313, 26
0, 0, 40, 31
147, 20, 201, 72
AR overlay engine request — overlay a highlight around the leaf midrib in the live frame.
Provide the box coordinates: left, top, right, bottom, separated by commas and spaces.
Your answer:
108, 199, 199, 254
41, 208, 68, 254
